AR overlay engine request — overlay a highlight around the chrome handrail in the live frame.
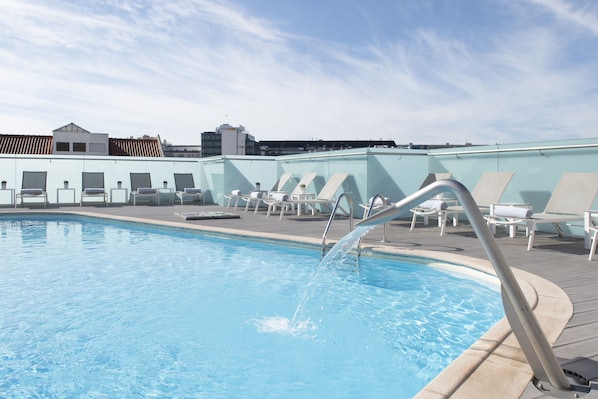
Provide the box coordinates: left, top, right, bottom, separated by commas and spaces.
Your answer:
363, 194, 389, 242
321, 193, 353, 256
358, 179, 574, 395
356, 194, 389, 257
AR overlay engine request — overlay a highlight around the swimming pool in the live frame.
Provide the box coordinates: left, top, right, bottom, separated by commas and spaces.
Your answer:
0, 215, 504, 398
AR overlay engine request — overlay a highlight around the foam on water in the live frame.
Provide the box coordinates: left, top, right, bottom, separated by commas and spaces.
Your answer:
253, 316, 316, 335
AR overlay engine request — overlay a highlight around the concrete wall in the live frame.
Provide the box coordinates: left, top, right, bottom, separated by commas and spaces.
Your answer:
3, 137, 598, 237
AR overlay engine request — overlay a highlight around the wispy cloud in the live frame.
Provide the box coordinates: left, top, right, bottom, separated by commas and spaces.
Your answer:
1, 0, 598, 145
527, 0, 598, 35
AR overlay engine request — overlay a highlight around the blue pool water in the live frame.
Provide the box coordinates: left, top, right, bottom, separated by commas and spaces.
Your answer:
0, 215, 504, 398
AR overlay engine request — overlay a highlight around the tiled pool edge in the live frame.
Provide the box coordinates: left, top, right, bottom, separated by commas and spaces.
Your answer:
5, 210, 574, 398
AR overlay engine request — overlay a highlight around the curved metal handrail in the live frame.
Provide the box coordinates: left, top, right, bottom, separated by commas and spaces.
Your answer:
357, 179, 574, 394
363, 194, 389, 242
356, 194, 390, 257
321, 193, 353, 256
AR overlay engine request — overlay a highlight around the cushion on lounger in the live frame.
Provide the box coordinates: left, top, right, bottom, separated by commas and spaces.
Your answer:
184, 188, 202, 194
20, 189, 44, 195
138, 187, 157, 194
493, 205, 533, 219
231, 189, 242, 196
418, 199, 448, 210
250, 191, 263, 198
83, 188, 106, 195
368, 196, 390, 206
272, 192, 289, 201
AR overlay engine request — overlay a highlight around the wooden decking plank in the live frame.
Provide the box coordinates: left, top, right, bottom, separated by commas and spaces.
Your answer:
567, 309, 598, 327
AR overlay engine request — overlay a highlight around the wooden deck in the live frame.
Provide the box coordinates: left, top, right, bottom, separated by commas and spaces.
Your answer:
2, 203, 597, 398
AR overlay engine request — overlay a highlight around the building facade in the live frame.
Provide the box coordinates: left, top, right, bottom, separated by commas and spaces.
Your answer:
201, 124, 259, 157
0, 123, 164, 157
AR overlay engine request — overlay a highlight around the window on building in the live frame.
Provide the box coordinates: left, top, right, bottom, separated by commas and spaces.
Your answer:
56, 142, 70, 151
73, 142, 86, 152
89, 143, 106, 153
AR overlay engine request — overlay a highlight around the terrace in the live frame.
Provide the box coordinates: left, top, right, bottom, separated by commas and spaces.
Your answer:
1, 136, 598, 398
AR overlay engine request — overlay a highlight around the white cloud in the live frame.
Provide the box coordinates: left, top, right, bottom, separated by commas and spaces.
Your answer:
527, 0, 598, 35
1, 0, 598, 145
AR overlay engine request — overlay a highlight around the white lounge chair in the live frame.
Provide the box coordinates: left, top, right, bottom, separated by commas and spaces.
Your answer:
263, 172, 317, 216
174, 173, 203, 205
16, 171, 48, 207
267, 173, 349, 220
241, 172, 293, 213
80, 172, 108, 206
494, 172, 598, 251
444, 171, 515, 229
409, 173, 453, 234
130, 172, 159, 206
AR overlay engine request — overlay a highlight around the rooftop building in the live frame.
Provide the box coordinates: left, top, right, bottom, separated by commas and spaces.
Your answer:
0, 123, 164, 157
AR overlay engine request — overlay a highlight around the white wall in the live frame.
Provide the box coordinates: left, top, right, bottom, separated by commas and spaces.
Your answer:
0, 154, 202, 205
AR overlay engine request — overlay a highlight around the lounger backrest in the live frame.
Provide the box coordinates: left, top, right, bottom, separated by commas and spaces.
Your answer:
544, 172, 598, 215
22, 171, 47, 190
470, 171, 514, 207
315, 173, 349, 201
419, 172, 452, 189
174, 173, 195, 192
130, 173, 152, 191
271, 172, 293, 192
82, 172, 105, 190
290, 172, 318, 195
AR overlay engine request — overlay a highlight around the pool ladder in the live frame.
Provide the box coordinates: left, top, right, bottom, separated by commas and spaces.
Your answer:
356, 179, 597, 398
321, 193, 353, 256
362, 194, 389, 242
321, 193, 390, 257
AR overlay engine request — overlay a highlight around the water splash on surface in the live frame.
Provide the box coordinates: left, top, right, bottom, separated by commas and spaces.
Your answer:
253, 315, 316, 335
257, 226, 374, 335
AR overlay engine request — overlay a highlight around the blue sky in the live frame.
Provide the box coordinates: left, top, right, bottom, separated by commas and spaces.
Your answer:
2, 0, 598, 145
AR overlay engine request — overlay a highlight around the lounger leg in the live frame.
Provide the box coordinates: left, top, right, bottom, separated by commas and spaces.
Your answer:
509, 222, 517, 238
488, 220, 496, 235
589, 230, 598, 261
442, 211, 449, 234
527, 228, 535, 251
439, 211, 446, 236
253, 199, 261, 214
279, 206, 285, 221
553, 223, 565, 237
410, 213, 417, 231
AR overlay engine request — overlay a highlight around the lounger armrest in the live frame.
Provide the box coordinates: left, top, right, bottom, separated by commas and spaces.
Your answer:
586, 210, 598, 219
